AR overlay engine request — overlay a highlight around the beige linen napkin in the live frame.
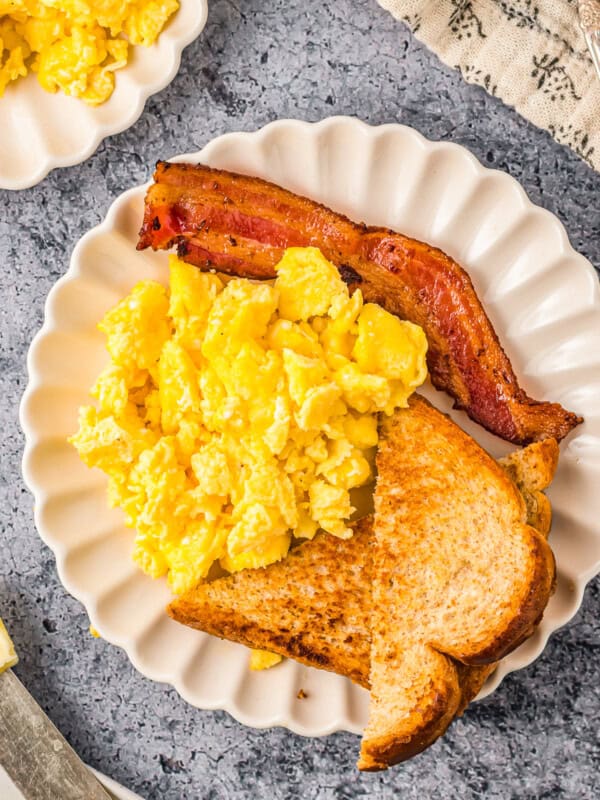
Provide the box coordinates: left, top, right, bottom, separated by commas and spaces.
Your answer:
377, 0, 600, 170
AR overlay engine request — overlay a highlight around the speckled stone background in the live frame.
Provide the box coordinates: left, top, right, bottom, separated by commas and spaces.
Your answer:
1, 1, 600, 798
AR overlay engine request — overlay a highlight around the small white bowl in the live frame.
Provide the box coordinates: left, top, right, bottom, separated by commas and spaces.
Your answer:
0, 1, 208, 190
20, 118, 600, 736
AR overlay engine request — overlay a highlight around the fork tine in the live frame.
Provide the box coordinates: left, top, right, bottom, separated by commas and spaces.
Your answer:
579, 0, 600, 81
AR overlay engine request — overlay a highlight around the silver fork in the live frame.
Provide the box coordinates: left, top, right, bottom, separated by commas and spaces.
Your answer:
579, 0, 600, 80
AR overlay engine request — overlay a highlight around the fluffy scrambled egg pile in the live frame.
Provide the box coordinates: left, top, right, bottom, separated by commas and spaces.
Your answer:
0, 0, 178, 103
71, 248, 428, 595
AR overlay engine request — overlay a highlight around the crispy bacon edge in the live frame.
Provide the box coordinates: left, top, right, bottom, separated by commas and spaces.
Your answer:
137, 161, 582, 445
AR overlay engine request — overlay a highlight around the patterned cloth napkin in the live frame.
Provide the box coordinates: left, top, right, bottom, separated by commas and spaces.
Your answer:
377, 0, 600, 171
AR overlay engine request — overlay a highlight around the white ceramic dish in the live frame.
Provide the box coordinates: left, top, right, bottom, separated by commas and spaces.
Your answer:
0, 1, 208, 191
0, 765, 143, 799
20, 117, 600, 736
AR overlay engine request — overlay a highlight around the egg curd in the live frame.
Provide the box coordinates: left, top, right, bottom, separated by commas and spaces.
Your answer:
0, 0, 178, 103
70, 247, 428, 595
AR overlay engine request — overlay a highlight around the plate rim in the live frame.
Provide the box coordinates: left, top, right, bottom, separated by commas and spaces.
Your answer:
19, 116, 600, 736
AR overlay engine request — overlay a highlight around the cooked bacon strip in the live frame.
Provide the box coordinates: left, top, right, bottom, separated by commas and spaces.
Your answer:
138, 162, 581, 445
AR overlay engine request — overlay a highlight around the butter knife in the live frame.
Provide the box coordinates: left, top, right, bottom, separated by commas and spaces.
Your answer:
579, 0, 600, 81
0, 620, 112, 800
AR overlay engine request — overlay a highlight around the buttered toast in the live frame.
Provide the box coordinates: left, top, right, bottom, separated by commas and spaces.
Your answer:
169, 397, 558, 769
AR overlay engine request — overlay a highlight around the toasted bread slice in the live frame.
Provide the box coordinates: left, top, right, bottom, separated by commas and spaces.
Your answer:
168, 401, 558, 768
452, 438, 558, 720
359, 396, 556, 770
170, 516, 373, 687
499, 438, 558, 538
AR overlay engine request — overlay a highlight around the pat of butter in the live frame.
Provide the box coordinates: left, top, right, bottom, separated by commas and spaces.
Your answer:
0, 619, 18, 674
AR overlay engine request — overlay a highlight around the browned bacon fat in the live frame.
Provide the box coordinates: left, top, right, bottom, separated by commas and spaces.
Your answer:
138, 161, 581, 445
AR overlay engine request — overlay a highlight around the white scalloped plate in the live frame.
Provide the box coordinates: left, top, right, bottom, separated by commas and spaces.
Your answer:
0, 766, 142, 800
0, 1, 208, 191
20, 118, 600, 737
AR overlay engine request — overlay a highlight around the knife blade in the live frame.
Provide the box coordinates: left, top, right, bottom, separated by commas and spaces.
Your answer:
0, 664, 112, 800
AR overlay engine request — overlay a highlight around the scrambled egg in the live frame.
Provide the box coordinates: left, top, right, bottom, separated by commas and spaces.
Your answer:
0, 0, 178, 103
71, 247, 428, 595
249, 649, 282, 671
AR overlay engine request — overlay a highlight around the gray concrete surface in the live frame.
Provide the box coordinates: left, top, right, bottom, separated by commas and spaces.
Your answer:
1, 1, 600, 797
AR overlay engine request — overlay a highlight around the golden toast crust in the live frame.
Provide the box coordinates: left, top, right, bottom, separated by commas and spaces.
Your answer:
357, 667, 461, 771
